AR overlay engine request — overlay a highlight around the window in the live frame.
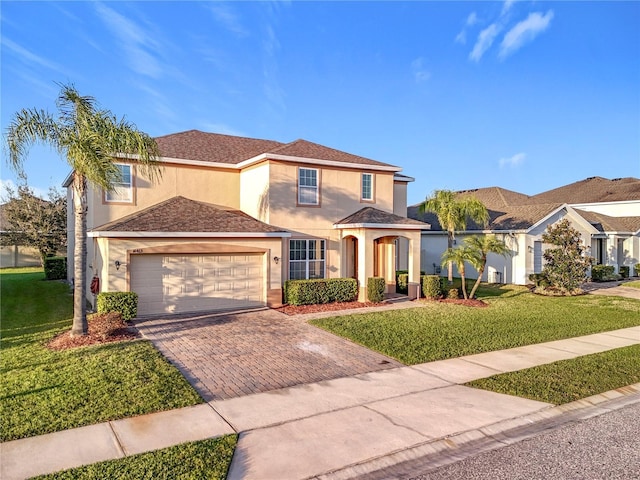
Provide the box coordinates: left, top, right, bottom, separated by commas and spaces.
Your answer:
105, 164, 133, 203
361, 173, 373, 201
289, 239, 325, 280
298, 167, 319, 205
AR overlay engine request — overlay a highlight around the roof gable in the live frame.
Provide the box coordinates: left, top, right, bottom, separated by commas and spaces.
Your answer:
92, 196, 288, 234
335, 207, 429, 228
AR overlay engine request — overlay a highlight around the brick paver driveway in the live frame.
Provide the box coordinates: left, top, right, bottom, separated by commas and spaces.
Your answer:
134, 308, 403, 401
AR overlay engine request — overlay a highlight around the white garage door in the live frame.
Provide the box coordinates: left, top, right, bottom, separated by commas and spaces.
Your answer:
130, 254, 264, 316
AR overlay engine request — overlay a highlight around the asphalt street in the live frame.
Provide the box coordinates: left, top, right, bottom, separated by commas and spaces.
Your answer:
407, 401, 640, 480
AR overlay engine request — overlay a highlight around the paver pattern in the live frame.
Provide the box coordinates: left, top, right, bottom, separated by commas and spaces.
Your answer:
134, 308, 403, 401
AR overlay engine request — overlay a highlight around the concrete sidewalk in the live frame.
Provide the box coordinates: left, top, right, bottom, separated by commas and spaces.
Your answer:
2, 326, 639, 480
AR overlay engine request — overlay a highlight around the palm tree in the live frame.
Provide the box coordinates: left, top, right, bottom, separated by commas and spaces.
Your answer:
419, 190, 489, 283
440, 246, 478, 299
464, 235, 511, 299
6, 83, 161, 336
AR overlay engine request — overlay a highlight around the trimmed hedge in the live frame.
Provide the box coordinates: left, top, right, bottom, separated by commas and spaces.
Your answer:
422, 275, 442, 299
367, 277, 386, 303
619, 266, 630, 279
97, 292, 138, 321
591, 265, 616, 282
447, 288, 459, 299
44, 256, 67, 280
284, 278, 358, 306
396, 273, 409, 294
636, 265, 640, 277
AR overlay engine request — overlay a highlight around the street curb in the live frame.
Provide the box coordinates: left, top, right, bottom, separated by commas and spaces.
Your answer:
312, 383, 640, 480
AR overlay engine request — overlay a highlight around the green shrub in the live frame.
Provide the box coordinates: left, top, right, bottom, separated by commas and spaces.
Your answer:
396, 273, 409, 294
97, 292, 138, 321
284, 278, 358, 306
619, 266, 630, 279
635, 265, 640, 277
44, 256, 66, 280
447, 288, 459, 299
367, 277, 386, 303
422, 275, 442, 299
528, 273, 550, 288
591, 265, 615, 282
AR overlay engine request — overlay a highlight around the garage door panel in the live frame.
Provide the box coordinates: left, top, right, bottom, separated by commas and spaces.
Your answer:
131, 253, 265, 315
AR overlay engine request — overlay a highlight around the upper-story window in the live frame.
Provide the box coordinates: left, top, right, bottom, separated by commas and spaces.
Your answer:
298, 167, 319, 205
361, 173, 374, 202
105, 164, 133, 203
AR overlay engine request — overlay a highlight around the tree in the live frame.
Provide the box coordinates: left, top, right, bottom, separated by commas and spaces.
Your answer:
540, 219, 593, 293
5, 83, 161, 336
419, 190, 489, 283
1, 181, 66, 264
464, 234, 511, 299
441, 245, 478, 299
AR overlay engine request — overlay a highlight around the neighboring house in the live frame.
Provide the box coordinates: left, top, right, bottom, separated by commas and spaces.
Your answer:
0, 202, 42, 268
409, 177, 640, 285
65, 130, 428, 316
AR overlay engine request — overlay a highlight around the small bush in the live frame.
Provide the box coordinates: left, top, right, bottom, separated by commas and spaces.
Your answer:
528, 273, 550, 288
367, 277, 386, 303
97, 292, 138, 321
44, 256, 67, 280
635, 265, 640, 277
591, 265, 616, 282
422, 275, 442, 299
396, 273, 409, 294
284, 278, 358, 306
619, 266, 630, 279
447, 288, 459, 299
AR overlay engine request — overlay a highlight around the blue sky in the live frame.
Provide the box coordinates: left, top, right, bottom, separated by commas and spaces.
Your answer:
1, 1, 639, 206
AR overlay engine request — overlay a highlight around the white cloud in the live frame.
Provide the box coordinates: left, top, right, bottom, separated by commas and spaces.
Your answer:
411, 57, 431, 83
502, 0, 517, 16
500, 10, 554, 59
499, 152, 526, 168
455, 12, 478, 45
1, 37, 71, 76
94, 2, 164, 78
469, 23, 501, 62
207, 4, 248, 37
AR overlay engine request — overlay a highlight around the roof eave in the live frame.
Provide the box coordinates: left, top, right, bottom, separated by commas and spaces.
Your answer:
333, 223, 428, 230
88, 231, 291, 238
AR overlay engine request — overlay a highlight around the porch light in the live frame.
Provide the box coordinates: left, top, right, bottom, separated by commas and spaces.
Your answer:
273, 256, 280, 265
115, 260, 121, 271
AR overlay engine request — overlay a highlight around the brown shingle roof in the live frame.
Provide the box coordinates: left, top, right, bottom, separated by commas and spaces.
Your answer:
530, 176, 640, 204
457, 187, 532, 209
268, 139, 395, 168
336, 207, 429, 227
93, 196, 288, 233
154, 130, 397, 168
573, 209, 640, 233
155, 130, 283, 164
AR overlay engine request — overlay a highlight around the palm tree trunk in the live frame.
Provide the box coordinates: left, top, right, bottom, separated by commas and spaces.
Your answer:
460, 270, 468, 299
71, 176, 88, 336
469, 255, 487, 299
447, 232, 454, 284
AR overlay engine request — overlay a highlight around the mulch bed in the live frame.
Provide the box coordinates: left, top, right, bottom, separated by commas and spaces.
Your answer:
47, 313, 139, 351
275, 301, 388, 316
434, 298, 488, 307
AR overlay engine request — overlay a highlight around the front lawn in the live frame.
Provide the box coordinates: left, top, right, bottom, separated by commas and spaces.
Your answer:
311, 284, 640, 365
623, 280, 640, 289
467, 344, 640, 405
0, 268, 202, 442
35, 436, 237, 480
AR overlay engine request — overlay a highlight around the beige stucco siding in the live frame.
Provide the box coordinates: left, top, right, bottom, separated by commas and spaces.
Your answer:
240, 162, 271, 223
88, 162, 240, 229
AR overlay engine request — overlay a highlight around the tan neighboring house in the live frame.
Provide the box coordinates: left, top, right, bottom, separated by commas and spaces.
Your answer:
0, 203, 41, 268
65, 130, 428, 316
410, 177, 640, 285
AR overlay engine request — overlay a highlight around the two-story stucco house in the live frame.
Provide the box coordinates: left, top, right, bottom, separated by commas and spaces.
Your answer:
65, 130, 428, 316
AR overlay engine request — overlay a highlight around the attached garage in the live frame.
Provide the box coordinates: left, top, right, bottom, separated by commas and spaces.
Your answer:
130, 253, 265, 316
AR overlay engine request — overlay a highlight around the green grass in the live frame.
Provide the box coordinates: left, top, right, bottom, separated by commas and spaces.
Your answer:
311, 284, 640, 365
623, 280, 640, 289
1, 268, 203, 442
466, 344, 640, 405
35, 436, 238, 480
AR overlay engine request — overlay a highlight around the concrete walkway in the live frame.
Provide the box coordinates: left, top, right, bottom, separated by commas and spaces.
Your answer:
2, 326, 638, 480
